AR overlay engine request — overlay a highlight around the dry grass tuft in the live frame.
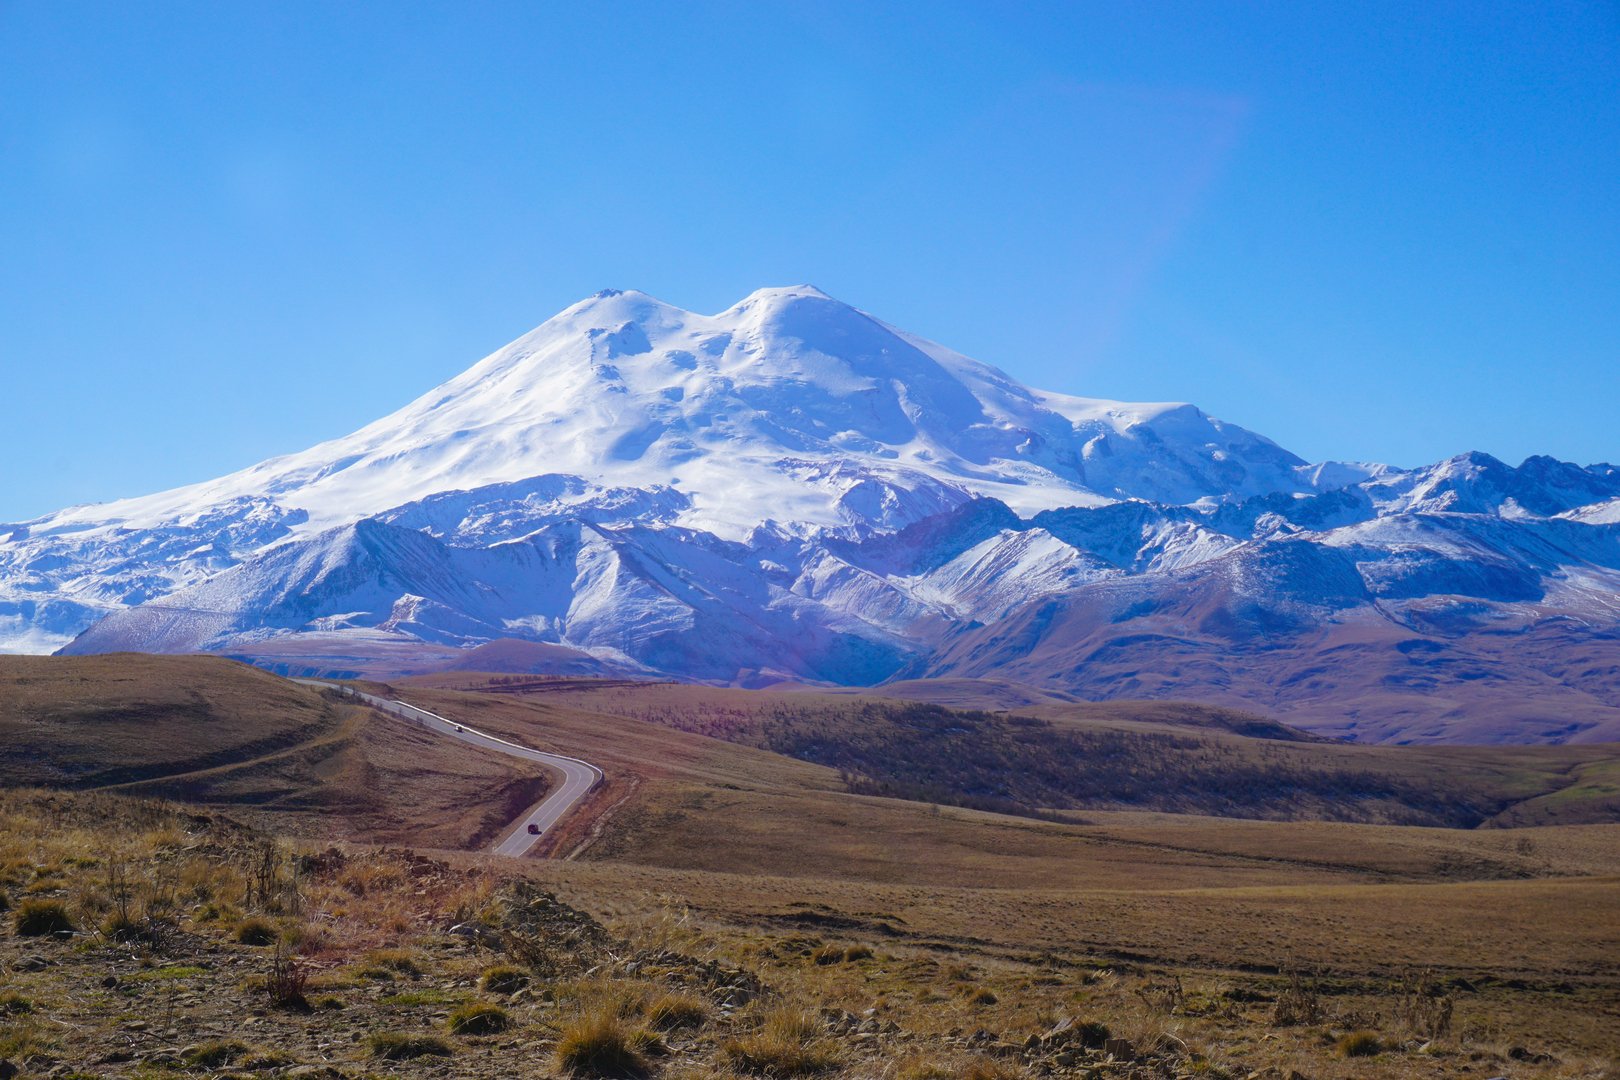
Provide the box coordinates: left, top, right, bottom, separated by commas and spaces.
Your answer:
1337, 1029, 1383, 1058
962, 986, 999, 1006
362, 948, 424, 979
644, 991, 709, 1031
556, 1005, 651, 1077
810, 942, 873, 965
959, 1059, 1023, 1080
369, 1031, 455, 1060
233, 916, 278, 946
722, 1007, 838, 1076
481, 964, 531, 995
12, 897, 74, 937
448, 1001, 510, 1036
182, 1040, 253, 1068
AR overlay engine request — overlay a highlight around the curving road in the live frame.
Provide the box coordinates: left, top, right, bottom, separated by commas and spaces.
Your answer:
297, 680, 603, 856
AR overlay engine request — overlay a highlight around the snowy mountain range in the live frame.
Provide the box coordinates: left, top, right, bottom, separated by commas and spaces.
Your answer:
7, 286, 1620, 743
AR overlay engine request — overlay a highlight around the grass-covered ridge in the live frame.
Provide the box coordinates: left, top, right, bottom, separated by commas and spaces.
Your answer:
449, 678, 1620, 827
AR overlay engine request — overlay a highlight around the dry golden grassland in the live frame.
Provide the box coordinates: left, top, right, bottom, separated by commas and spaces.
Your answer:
1, 788, 1615, 1079
2, 659, 1618, 1076
358, 680, 1620, 1064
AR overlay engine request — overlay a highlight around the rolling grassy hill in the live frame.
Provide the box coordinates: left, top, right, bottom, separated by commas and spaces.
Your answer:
401, 675, 1620, 828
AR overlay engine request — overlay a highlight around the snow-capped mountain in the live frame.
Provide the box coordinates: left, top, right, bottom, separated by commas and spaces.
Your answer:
9, 287, 1620, 744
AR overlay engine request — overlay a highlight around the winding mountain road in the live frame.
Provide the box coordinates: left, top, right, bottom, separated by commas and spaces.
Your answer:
298, 681, 603, 856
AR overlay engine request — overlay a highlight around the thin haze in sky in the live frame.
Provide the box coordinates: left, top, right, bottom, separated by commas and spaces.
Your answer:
1, 2, 1616, 521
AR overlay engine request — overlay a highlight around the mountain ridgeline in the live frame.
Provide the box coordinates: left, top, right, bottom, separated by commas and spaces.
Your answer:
5, 286, 1620, 744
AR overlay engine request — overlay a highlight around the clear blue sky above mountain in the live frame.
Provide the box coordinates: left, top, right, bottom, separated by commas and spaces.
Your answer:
2, 2, 1616, 521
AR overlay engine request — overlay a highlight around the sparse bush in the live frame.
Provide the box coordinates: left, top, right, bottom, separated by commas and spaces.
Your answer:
448, 1002, 509, 1036
963, 986, 998, 1006
267, 944, 311, 1012
723, 1007, 838, 1076
1395, 969, 1454, 1039
1338, 1030, 1383, 1057
369, 1031, 455, 1060
13, 898, 75, 937
1272, 968, 1324, 1026
556, 1006, 649, 1077
102, 907, 164, 945
1135, 975, 1185, 1014
0, 991, 33, 1015
0, 888, 10, 912
644, 991, 708, 1031
1071, 1020, 1111, 1048
234, 917, 277, 946
481, 964, 530, 995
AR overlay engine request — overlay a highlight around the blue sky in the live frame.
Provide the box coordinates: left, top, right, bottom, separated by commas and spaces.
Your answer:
2, 1, 1617, 521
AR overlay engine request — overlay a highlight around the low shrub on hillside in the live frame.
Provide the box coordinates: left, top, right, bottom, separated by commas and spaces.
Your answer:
103, 906, 166, 945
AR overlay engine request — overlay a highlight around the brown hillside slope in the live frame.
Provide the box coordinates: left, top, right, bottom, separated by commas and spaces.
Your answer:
0, 654, 549, 847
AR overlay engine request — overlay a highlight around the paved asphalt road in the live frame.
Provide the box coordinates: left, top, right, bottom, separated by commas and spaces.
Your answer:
297, 680, 603, 857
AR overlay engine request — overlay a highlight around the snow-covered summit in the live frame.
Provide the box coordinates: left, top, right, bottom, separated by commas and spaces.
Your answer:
24, 286, 1316, 543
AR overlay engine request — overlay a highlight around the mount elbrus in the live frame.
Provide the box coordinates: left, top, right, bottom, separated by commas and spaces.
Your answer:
6, 287, 1620, 744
